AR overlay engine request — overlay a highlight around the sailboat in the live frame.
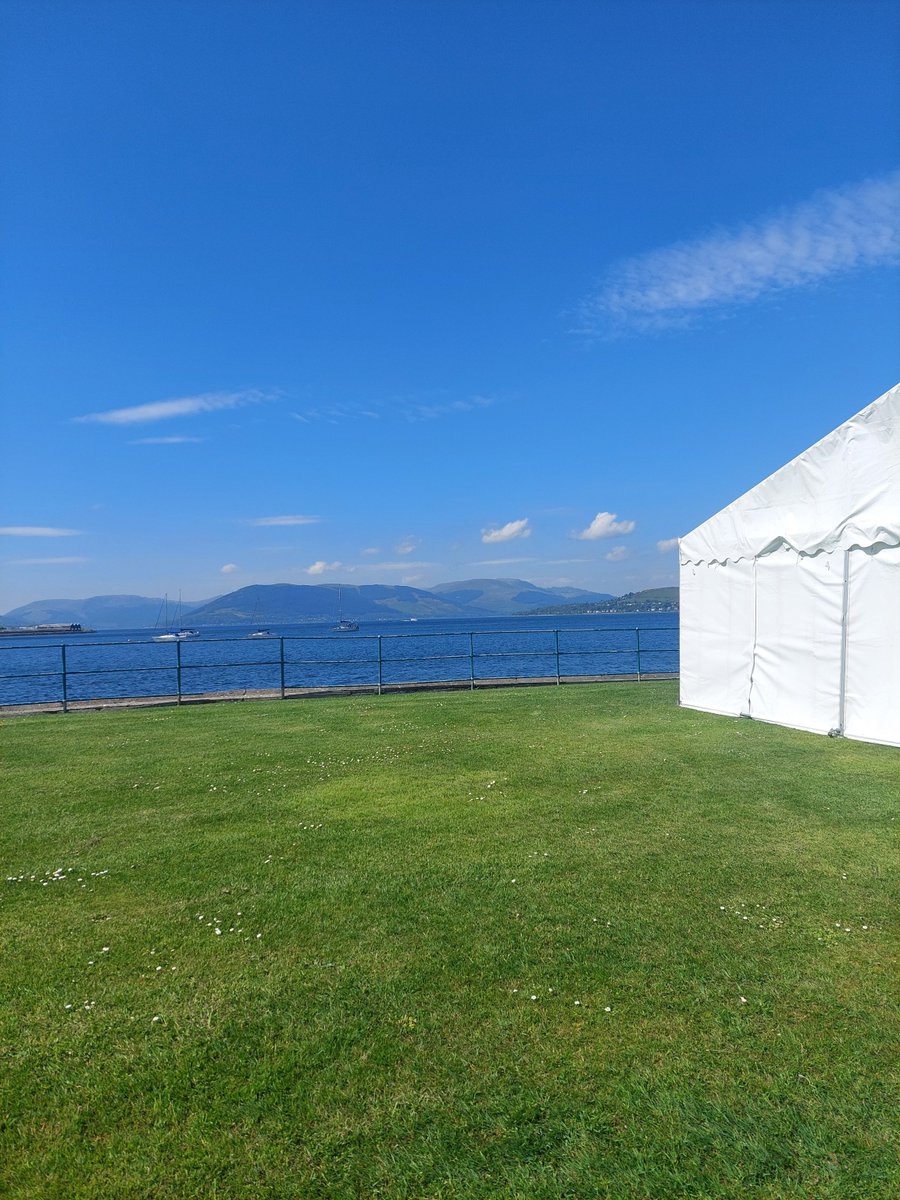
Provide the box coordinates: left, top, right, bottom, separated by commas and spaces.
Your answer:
247, 597, 272, 638
332, 586, 358, 632
152, 593, 199, 642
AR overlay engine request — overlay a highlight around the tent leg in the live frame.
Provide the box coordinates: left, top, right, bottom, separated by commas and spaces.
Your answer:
835, 548, 851, 737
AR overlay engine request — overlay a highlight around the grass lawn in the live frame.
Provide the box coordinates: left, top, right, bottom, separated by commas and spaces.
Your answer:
1, 682, 897, 1199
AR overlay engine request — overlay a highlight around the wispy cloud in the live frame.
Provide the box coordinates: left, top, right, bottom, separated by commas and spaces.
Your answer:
292, 394, 494, 426
305, 560, 343, 575
247, 515, 321, 527
579, 170, 900, 333
404, 395, 494, 422
575, 512, 635, 540
220, 563, 239, 574
0, 526, 82, 537
130, 436, 204, 445
365, 560, 437, 572
481, 518, 531, 544
605, 546, 629, 562
10, 556, 89, 566
657, 537, 679, 553
361, 546, 382, 556
76, 389, 269, 425
394, 536, 420, 556
471, 557, 539, 566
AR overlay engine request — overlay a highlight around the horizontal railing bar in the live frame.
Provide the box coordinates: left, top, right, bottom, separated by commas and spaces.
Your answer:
49, 648, 677, 677
0, 670, 65, 682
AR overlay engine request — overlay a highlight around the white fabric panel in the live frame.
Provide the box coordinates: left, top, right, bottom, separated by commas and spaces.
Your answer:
679, 558, 754, 716
843, 545, 900, 747
680, 383, 900, 564
748, 549, 844, 735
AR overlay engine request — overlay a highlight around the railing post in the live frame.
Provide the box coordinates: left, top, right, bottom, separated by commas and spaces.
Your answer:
377, 635, 383, 696
469, 632, 475, 690
61, 643, 68, 713
555, 628, 561, 685
635, 627, 642, 682
176, 639, 183, 703
279, 638, 286, 699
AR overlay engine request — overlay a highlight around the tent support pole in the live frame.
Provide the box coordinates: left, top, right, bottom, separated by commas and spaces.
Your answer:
836, 549, 851, 736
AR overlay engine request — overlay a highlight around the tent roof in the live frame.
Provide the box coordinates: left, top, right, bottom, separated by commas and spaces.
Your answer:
680, 382, 900, 565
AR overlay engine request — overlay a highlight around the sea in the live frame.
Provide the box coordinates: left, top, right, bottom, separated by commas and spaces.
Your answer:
0, 612, 678, 708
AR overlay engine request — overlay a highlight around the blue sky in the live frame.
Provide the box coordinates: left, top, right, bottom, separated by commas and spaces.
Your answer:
1, 0, 898, 611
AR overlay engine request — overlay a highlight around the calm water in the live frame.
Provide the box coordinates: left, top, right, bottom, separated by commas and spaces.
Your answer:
0, 612, 678, 706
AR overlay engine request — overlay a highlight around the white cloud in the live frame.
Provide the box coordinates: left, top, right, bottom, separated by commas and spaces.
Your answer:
657, 537, 680, 553
247, 515, 321, 527
394, 536, 420, 555
576, 512, 635, 540
605, 545, 629, 562
0, 526, 82, 537
10, 556, 89, 566
580, 170, 900, 332
481, 518, 531, 544
130, 436, 204, 445
76, 389, 268, 426
361, 546, 381, 556
305, 560, 343, 575
220, 563, 238, 574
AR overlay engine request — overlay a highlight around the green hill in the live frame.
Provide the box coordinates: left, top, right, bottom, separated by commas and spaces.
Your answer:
530, 587, 679, 615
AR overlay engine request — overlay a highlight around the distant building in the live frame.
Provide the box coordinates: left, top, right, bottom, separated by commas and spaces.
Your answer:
679, 383, 899, 747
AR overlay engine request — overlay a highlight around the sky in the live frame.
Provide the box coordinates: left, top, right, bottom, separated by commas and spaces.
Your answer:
1, 0, 898, 612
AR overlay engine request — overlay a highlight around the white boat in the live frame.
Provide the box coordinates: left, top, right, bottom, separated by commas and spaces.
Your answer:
332, 586, 359, 632
152, 594, 199, 642
246, 598, 273, 638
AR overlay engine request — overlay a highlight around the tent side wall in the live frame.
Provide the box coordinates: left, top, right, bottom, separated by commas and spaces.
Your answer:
843, 544, 900, 747
746, 548, 844, 736
680, 544, 900, 746
679, 559, 754, 716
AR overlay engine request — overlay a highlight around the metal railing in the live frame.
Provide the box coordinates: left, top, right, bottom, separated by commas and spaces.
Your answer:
0, 626, 678, 711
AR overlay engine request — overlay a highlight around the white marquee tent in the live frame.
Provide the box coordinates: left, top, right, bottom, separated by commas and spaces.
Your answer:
679, 382, 900, 747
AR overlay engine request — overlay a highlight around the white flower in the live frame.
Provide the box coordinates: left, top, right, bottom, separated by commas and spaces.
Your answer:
214, 928, 222, 935
604, 1006, 611, 1012
740, 996, 748, 1004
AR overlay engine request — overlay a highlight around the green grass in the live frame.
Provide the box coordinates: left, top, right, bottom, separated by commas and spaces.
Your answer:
1, 682, 897, 1199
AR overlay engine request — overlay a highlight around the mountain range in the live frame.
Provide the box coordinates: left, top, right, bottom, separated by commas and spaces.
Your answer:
1, 579, 617, 629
